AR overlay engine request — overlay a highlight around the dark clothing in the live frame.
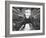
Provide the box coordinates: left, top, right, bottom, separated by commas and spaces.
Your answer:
13, 16, 40, 31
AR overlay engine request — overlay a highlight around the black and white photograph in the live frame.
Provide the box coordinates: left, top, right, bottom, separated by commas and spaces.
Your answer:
12, 7, 40, 31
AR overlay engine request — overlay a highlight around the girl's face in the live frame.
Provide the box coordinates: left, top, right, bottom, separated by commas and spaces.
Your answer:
25, 9, 31, 18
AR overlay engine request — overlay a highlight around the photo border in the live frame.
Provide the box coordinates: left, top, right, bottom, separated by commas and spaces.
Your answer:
5, 1, 45, 37
10, 4, 43, 34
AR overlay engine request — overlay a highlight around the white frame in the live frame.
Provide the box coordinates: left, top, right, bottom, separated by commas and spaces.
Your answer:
10, 4, 43, 34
